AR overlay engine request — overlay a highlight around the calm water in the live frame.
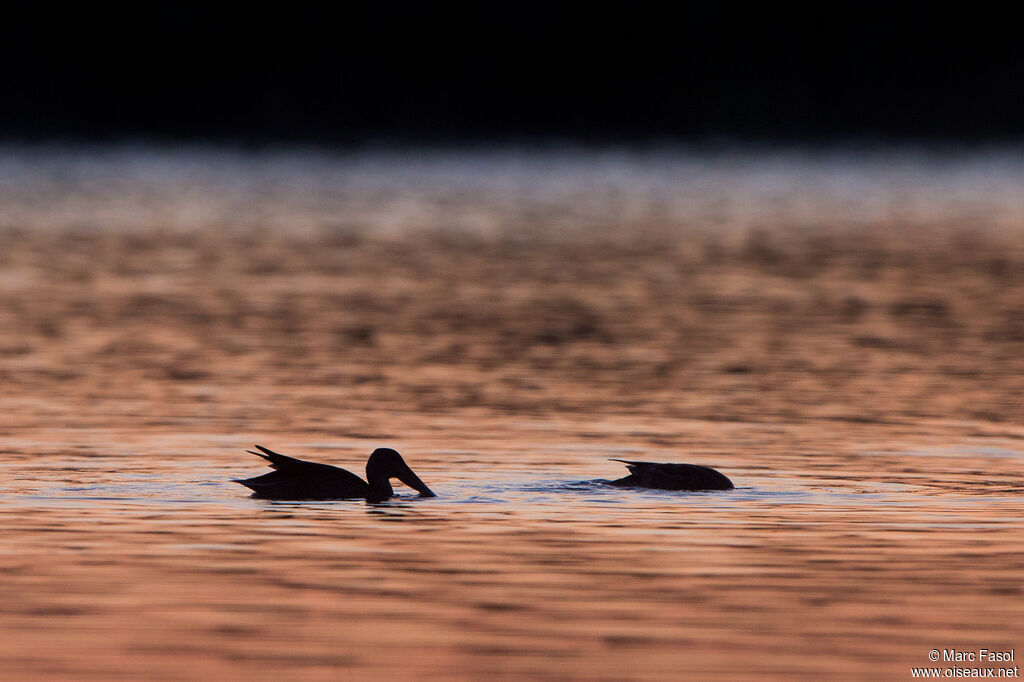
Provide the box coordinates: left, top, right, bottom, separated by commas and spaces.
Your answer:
0, 146, 1022, 680
2, 418, 1022, 680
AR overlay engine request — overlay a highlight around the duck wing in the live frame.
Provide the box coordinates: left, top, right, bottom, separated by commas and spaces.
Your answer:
236, 445, 369, 499
247, 445, 326, 471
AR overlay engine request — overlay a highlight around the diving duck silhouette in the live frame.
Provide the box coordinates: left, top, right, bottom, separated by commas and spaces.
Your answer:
235, 445, 436, 502
602, 459, 734, 491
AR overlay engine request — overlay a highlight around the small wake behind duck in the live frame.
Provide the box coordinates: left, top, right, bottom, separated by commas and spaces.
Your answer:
444, 458, 736, 502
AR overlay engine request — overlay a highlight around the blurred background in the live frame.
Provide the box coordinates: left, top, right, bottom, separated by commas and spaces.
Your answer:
6, 6, 1024, 143
1, 7, 1023, 681
3, 5, 1023, 423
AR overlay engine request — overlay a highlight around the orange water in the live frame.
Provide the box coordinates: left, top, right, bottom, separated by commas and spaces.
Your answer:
0, 147, 1022, 680
3, 417, 1022, 680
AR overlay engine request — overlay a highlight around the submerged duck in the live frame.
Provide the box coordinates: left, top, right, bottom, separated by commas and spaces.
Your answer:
602, 459, 734, 491
234, 445, 436, 502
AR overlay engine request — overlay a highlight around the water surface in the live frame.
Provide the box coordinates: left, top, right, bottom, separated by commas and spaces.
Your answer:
0, 147, 1022, 680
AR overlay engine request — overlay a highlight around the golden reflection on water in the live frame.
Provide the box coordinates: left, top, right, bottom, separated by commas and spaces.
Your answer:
1, 419, 1021, 681
0, 148, 1022, 679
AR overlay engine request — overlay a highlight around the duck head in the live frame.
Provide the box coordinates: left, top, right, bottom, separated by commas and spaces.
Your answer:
365, 448, 435, 502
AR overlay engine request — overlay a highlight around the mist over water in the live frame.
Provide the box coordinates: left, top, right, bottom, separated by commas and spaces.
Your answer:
0, 145, 1022, 680
3, 144, 1024, 234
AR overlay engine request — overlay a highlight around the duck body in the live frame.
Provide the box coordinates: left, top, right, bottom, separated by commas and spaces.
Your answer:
235, 445, 435, 502
603, 459, 734, 491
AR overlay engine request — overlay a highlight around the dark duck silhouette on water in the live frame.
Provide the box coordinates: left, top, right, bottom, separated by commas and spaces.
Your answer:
601, 459, 734, 491
234, 445, 436, 502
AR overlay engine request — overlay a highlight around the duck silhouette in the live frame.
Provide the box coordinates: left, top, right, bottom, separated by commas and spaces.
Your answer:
602, 459, 734, 491
234, 445, 436, 502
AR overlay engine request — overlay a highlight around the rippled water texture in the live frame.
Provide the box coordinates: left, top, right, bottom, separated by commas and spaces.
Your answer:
0, 146, 1022, 680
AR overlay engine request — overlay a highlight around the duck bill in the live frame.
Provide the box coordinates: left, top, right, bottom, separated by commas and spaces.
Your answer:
397, 465, 435, 498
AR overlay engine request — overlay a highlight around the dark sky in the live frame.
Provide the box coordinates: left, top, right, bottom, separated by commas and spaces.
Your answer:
4, 5, 1023, 143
